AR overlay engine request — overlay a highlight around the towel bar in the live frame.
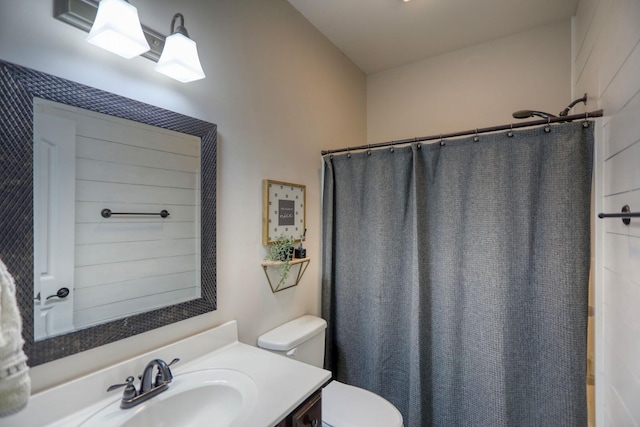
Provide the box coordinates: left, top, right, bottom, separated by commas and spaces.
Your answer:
597, 205, 639, 225
101, 209, 170, 218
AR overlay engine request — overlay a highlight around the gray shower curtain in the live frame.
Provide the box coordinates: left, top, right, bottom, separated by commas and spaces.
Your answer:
321, 122, 593, 427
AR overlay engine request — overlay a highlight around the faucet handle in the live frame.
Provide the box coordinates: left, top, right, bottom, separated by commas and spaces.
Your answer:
107, 376, 137, 400
165, 358, 180, 377
154, 358, 180, 387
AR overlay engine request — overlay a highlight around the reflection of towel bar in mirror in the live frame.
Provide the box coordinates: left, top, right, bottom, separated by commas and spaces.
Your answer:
597, 205, 640, 225
101, 208, 170, 218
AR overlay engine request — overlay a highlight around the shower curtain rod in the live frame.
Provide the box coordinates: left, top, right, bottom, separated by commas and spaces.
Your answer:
321, 109, 603, 155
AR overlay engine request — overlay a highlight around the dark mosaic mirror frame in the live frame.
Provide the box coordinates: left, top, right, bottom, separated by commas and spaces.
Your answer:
0, 60, 217, 366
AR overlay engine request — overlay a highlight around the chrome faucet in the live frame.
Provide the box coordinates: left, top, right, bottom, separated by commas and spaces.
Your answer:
140, 358, 176, 393
107, 357, 179, 409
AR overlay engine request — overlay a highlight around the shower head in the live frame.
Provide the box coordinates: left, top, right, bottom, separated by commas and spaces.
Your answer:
559, 93, 588, 116
512, 93, 589, 120
512, 110, 557, 120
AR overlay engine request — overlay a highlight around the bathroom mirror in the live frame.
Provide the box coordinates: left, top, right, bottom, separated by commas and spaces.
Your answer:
0, 60, 217, 365
32, 98, 204, 341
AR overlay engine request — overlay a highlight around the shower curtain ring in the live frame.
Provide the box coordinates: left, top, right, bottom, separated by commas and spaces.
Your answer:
440, 134, 446, 146
544, 117, 552, 133
367, 144, 372, 156
347, 147, 351, 158
473, 129, 479, 142
583, 112, 590, 128
507, 123, 514, 138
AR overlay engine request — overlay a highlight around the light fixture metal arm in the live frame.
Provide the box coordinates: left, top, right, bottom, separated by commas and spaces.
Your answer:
170, 13, 189, 37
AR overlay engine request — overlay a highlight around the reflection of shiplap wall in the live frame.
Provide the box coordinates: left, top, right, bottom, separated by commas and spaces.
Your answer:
37, 99, 201, 329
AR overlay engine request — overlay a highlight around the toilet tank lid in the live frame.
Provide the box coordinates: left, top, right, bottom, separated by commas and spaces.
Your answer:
258, 315, 327, 351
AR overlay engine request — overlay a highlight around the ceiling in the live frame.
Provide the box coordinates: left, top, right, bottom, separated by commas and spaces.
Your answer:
287, 0, 579, 74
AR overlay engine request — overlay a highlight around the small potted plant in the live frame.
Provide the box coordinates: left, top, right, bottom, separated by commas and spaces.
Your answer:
265, 233, 295, 282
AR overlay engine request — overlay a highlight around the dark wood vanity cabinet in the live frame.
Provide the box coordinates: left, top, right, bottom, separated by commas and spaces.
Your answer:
275, 389, 322, 427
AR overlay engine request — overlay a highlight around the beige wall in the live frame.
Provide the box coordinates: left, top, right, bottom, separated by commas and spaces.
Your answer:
0, 0, 365, 392
574, 0, 640, 425
367, 20, 572, 144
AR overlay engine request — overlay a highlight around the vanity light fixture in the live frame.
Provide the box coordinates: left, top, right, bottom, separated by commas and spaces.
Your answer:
54, 0, 206, 82
155, 13, 205, 83
86, 0, 150, 59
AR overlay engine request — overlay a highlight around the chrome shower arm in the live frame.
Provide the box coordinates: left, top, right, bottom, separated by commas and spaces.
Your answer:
559, 93, 588, 116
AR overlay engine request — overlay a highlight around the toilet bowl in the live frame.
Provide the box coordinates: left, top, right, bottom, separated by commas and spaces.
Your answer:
321, 380, 403, 427
257, 315, 404, 427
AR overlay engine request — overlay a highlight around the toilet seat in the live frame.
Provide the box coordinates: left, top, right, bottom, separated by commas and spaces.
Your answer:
321, 380, 404, 427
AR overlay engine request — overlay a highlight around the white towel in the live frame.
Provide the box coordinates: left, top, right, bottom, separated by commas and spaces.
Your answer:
0, 258, 30, 417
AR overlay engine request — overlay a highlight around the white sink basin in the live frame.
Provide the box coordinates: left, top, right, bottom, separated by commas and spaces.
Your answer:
79, 369, 258, 427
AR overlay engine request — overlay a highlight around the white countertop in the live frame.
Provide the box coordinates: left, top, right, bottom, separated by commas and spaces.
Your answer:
4, 320, 331, 427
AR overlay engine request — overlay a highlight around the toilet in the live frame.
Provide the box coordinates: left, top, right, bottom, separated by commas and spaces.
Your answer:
258, 315, 404, 427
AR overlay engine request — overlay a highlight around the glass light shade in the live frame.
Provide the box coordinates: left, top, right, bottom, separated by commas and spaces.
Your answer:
87, 0, 150, 59
155, 33, 205, 83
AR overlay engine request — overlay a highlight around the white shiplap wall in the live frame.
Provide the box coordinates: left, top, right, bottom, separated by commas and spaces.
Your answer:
36, 99, 202, 330
573, 0, 640, 425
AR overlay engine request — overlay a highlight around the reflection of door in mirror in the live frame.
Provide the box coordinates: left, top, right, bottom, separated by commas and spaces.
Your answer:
33, 106, 76, 340
33, 98, 202, 341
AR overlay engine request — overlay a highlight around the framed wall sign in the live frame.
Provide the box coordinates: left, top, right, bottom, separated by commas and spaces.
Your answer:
262, 180, 306, 245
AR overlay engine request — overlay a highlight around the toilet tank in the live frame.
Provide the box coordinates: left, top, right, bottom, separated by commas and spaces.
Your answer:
257, 315, 327, 368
